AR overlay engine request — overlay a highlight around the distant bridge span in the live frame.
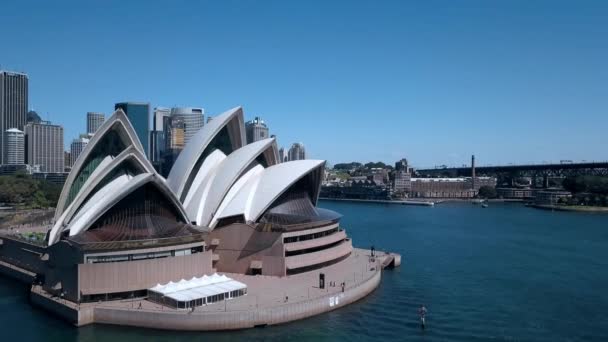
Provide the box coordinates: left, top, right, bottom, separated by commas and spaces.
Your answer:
416, 161, 608, 178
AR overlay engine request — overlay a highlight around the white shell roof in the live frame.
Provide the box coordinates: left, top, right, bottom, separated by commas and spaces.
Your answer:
214, 159, 325, 224
166, 107, 245, 200
183, 149, 227, 221
210, 164, 264, 228
48, 105, 329, 246
54, 109, 144, 220
189, 138, 277, 227
47, 147, 155, 245
67, 173, 189, 238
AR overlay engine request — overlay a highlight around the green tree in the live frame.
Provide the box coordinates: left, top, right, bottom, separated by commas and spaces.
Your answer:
364, 161, 387, 169
563, 176, 608, 195
478, 186, 497, 199
0, 175, 62, 208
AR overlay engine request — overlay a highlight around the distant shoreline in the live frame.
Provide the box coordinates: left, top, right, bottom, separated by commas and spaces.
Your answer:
319, 197, 525, 206
530, 204, 608, 213
319, 198, 436, 206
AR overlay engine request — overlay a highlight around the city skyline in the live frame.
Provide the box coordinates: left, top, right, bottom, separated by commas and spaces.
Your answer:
2, 1, 607, 168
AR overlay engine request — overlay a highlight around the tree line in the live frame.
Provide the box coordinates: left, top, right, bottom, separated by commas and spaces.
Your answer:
0, 173, 62, 208
333, 161, 393, 170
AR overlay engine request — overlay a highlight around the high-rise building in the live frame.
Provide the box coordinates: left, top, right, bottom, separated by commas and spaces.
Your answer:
245, 117, 269, 144
1, 71, 28, 164
151, 107, 204, 176
170, 107, 204, 145
64, 151, 71, 171
153, 107, 171, 132
26, 110, 41, 124
287, 143, 306, 161
279, 147, 285, 163
25, 121, 64, 173
3, 128, 25, 165
166, 118, 186, 151
70, 136, 89, 166
395, 158, 409, 172
157, 117, 187, 177
114, 102, 150, 155
86, 112, 105, 135
150, 107, 170, 167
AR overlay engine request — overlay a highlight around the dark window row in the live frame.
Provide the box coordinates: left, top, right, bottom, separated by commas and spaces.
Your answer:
86, 245, 204, 264
283, 227, 339, 244
285, 239, 345, 257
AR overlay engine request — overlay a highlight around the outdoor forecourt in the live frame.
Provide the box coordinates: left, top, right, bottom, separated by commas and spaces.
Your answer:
0, 107, 400, 330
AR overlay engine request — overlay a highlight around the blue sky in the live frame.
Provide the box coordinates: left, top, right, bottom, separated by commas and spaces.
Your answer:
2, 0, 607, 168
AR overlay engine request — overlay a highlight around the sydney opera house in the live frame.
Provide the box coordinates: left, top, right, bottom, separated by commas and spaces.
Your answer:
0, 107, 399, 330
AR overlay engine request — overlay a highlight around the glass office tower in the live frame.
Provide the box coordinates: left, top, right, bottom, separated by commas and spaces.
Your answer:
114, 102, 150, 156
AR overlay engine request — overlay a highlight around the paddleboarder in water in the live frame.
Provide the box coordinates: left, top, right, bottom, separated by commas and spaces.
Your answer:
418, 305, 427, 329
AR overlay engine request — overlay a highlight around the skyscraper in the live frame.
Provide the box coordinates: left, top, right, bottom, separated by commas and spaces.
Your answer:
279, 147, 285, 163
64, 151, 71, 171
287, 143, 306, 161
153, 107, 171, 132
158, 116, 187, 176
114, 102, 150, 155
25, 121, 64, 173
1, 71, 28, 164
166, 117, 186, 151
3, 128, 25, 165
245, 117, 269, 144
170, 107, 204, 145
70, 136, 89, 166
86, 112, 105, 135
150, 107, 170, 167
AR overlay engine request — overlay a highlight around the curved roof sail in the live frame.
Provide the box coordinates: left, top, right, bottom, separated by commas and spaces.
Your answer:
183, 149, 227, 221
214, 159, 325, 226
166, 107, 245, 202
54, 110, 144, 220
188, 138, 278, 227
67, 173, 189, 238
47, 146, 155, 245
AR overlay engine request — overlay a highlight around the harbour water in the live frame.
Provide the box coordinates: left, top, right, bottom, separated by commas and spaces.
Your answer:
1, 201, 608, 341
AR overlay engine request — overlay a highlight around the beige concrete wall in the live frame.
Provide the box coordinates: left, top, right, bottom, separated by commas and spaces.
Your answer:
78, 250, 214, 296
208, 224, 284, 276
282, 223, 339, 238
285, 239, 353, 270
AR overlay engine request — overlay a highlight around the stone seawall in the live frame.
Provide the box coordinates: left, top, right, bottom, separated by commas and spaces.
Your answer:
0, 259, 35, 283
30, 288, 78, 325
93, 268, 382, 331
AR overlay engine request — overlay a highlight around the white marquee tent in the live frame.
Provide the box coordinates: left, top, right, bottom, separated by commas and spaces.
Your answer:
148, 273, 247, 309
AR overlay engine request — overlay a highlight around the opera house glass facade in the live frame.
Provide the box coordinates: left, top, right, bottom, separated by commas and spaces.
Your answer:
0, 106, 398, 329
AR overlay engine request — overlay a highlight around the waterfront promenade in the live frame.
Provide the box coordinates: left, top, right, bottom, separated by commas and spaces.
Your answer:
28, 248, 395, 330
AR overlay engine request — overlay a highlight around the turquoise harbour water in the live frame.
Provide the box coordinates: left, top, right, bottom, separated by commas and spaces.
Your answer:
2, 201, 608, 341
